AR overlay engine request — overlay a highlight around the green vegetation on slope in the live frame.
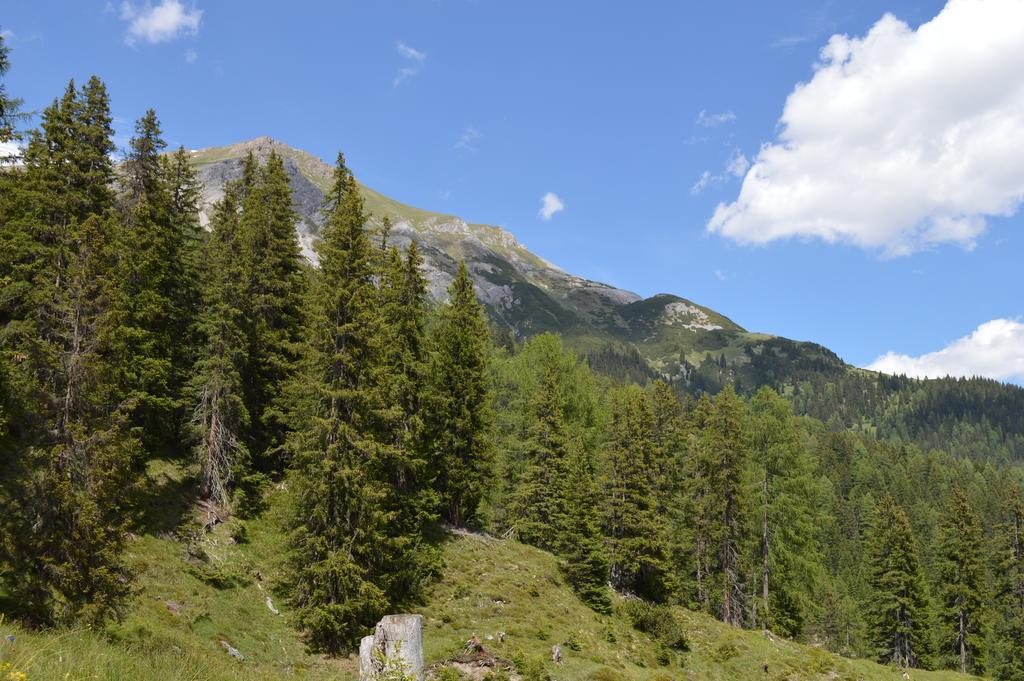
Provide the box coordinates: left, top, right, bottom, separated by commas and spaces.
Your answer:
0, 463, 985, 681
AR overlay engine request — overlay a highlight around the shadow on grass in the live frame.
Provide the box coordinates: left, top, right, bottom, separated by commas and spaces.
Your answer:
134, 459, 197, 535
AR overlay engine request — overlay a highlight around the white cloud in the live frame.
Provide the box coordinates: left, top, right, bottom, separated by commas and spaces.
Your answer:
393, 40, 426, 86
184, 48, 198, 63
866, 319, 1024, 382
454, 127, 482, 153
539, 192, 565, 220
709, 0, 1024, 256
1, 29, 14, 41
726, 150, 749, 178
397, 41, 425, 62
121, 0, 202, 45
690, 171, 715, 195
696, 109, 736, 127
691, 150, 749, 194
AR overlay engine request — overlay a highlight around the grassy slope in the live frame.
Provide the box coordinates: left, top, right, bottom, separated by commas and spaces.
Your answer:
0, 462, 981, 681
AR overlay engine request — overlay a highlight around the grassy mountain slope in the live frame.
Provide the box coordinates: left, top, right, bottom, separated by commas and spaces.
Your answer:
0, 460, 981, 681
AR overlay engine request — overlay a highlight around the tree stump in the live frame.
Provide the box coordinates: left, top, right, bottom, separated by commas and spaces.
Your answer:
359, 614, 424, 681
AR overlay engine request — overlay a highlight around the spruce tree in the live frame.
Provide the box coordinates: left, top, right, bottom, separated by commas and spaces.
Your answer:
700, 384, 748, 626
993, 485, 1024, 680
0, 76, 138, 624
238, 150, 305, 467
866, 495, 932, 669
189, 184, 250, 507
508, 365, 573, 552
424, 261, 492, 527
935, 488, 986, 674
286, 153, 435, 652
748, 386, 823, 636
162, 146, 205, 395
676, 392, 715, 610
561, 436, 611, 613
110, 109, 179, 451
604, 385, 670, 601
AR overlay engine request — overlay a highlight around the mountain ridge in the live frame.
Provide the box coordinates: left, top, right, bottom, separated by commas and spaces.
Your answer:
187, 136, 850, 388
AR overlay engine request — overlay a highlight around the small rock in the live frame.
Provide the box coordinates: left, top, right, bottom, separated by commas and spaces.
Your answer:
266, 596, 279, 615
551, 645, 562, 665
220, 639, 244, 661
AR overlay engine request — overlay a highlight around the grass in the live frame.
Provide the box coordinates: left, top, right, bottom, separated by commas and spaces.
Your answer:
0, 459, 986, 680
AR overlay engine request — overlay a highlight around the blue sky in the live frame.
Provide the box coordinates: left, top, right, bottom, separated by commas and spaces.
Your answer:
3, 0, 1022, 380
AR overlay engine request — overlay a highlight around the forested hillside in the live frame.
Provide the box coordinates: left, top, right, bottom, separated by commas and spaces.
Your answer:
2, 33, 1024, 681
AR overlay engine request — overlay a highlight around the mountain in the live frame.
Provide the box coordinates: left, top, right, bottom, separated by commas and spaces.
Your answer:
189, 137, 846, 386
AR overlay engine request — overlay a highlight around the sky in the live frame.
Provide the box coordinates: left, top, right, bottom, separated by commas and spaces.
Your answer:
2, 0, 1023, 382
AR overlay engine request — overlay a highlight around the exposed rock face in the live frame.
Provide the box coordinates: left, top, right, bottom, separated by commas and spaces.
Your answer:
186, 138, 652, 341
359, 614, 424, 681
183, 138, 850, 388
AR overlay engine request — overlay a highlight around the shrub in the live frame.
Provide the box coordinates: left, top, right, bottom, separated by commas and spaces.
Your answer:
620, 601, 689, 652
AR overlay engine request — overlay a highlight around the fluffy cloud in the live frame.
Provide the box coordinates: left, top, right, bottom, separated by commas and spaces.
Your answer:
866, 318, 1024, 381
539, 192, 565, 220
121, 1, 202, 45
394, 40, 426, 86
709, 0, 1024, 256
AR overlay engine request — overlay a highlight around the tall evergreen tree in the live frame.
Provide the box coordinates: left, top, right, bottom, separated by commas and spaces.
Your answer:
700, 384, 748, 626
866, 495, 932, 669
189, 185, 250, 507
286, 154, 435, 652
747, 386, 823, 636
604, 385, 670, 601
508, 366, 573, 552
110, 109, 180, 451
0, 76, 138, 626
935, 488, 986, 674
993, 485, 1024, 680
676, 392, 715, 610
424, 261, 492, 527
162, 145, 205, 394
561, 436, 611, 613
238, 151, 305, 466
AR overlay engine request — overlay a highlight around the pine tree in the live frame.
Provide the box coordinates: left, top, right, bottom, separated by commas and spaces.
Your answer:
747, 386, 823, 636
162, 145, 205, 399
561, 436, 611, 613
286, 153, 435, 652
604, 385, 670, 601
649, 380, 685, 514
866, 495, 932, 669
935, 488, 986, 674
508, 366, 573, 552
0, 76, 138, 625
676, 392, 715, 610
376, 237, 432, 501
700, 384, 748, 626
110, 109, 178, 451
238, 151, 305, 467
424, 261, 492, 527
993, 485, 1024, 680
189, 184, 250, 507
